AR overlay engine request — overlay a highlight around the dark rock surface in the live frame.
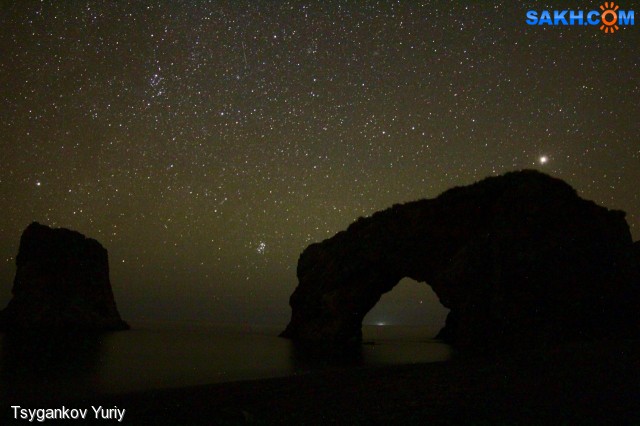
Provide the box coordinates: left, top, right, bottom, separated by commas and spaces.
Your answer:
282, 170, 639, 348
0, 222, 129, 332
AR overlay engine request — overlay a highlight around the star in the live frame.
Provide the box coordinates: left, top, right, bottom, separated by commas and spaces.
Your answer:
0, 1, 637, 327
257, 242, 266, 255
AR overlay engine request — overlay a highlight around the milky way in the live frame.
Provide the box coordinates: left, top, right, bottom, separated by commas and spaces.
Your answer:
1, 1, 638, 325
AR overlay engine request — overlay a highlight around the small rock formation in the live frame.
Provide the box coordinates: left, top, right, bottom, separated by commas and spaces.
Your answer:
0, 222, 129, 332
281, 170, 639, 348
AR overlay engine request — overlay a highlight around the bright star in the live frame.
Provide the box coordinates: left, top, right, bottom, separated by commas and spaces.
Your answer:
539, 155, 549, 165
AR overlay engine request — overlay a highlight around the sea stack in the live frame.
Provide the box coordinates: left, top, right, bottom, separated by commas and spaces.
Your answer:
281, 170, 640, 348
0, 222, 129, 332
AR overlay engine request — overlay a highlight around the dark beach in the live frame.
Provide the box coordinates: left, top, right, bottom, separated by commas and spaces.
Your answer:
4, 339, 639, 425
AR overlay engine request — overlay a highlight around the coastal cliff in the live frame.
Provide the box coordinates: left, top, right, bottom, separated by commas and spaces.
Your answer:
282, 170, 639, 348
0, 222, 129, 332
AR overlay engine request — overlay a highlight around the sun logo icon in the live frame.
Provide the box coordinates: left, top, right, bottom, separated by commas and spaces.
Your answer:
599, 2, 620, 33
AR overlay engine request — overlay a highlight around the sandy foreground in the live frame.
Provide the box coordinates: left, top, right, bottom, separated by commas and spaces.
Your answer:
2, 339, 639, 425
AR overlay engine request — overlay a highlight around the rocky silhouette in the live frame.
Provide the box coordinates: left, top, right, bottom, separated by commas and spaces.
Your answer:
281, 170, 639, 348
0, 222, 129, 332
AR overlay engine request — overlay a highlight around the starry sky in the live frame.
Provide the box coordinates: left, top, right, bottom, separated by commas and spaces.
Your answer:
1, 1, 638, 326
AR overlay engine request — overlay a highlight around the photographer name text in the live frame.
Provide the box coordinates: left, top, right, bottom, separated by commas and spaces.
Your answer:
11, 406, 125, 422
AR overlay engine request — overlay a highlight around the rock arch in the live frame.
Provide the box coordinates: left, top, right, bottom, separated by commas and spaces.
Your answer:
363, 277, 449, 331
281, 171, 639, 348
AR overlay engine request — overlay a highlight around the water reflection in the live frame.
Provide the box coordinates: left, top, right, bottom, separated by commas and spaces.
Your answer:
289, 341, 364, 370
0, 331, 106, 402
0, 325, 451, 402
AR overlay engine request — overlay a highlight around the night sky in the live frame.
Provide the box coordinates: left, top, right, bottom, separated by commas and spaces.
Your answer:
1, 1, 638, 326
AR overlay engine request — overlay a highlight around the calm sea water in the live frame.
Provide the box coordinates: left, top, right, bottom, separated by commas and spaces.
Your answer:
0, 323, 451, 401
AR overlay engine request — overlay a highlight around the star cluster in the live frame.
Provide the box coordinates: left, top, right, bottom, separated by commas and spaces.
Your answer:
1, 1, 638, 325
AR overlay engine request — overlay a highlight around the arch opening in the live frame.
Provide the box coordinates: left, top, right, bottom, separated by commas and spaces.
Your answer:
363, 278, 449, 338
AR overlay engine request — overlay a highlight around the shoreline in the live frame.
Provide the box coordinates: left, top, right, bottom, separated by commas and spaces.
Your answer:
3, 339, 639, 424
